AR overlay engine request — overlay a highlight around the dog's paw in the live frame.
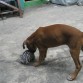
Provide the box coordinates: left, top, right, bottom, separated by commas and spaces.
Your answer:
33, 62, 40, 67
67, 74, 73, 81
67, 74, 76, 81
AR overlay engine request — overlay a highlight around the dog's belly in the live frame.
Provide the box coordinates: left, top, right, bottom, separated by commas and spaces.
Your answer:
44, 42, 64, 48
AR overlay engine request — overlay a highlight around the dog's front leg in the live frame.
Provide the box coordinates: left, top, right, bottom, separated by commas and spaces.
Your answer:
33, 48, 47, 67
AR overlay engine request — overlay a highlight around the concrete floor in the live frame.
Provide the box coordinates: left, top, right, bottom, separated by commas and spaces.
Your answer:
0, 3, 83, 83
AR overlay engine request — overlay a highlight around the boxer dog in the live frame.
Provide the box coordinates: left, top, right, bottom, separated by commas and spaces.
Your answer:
23, 24, 83, 81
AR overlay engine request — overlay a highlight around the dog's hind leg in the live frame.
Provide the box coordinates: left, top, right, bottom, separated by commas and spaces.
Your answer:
67, 47, 82, 81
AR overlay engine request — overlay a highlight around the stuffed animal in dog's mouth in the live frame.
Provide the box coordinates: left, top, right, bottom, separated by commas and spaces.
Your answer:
19, 50, 35, 64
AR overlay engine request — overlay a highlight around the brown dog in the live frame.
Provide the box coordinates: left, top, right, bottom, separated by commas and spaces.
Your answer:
23, 24, 83, 81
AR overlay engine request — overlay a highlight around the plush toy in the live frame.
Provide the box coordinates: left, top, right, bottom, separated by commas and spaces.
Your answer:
20, 50, 35, 64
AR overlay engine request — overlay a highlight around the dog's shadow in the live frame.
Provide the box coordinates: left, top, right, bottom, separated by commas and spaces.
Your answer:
41, 58, 72, 83
41, 56, 74, 74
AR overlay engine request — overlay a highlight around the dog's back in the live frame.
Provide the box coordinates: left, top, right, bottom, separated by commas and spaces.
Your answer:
34, 24, 83, 48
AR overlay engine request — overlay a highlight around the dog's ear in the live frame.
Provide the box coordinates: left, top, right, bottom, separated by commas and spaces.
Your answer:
23, 40, 28, 49
23, 41, 26, 49
23, 40, 30, 49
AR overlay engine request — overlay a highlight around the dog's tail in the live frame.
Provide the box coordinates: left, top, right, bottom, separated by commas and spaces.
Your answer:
81, 32, 83, 51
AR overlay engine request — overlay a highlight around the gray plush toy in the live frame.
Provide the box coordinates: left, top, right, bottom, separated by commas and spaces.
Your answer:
20, 50, 35, 64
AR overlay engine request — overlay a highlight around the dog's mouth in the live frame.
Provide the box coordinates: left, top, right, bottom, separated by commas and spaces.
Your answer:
27, 44, 36, 53
28, 48, 36, 53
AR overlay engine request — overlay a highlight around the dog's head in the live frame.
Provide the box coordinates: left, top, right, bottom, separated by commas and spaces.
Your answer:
23, 40, 36, 53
